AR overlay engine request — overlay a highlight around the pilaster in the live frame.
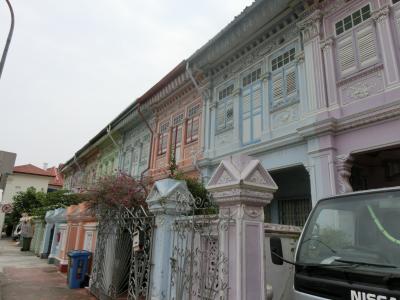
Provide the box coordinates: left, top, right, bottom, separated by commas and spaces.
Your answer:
373, 5, 400, 86
321, 37, 338, 107
298, 10, 327, 112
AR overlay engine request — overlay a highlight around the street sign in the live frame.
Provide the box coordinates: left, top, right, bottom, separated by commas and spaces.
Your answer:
1, 204, 12, 214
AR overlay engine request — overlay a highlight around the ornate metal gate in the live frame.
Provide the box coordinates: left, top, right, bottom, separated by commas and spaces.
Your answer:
168, 191, 230, 300
90, 205, 155, 300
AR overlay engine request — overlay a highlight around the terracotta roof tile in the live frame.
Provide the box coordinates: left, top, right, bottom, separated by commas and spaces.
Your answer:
13, 164, 54, 177
47, 166, 64, 187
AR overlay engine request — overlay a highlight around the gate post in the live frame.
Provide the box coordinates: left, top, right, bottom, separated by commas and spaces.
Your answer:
207, 154, 278, 300
146, 178, 192, 300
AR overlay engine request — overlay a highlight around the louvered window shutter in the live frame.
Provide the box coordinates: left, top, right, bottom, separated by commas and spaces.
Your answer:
285, 68, 297, 97
272, 74, 284, 102
396, 10, 400, 38
356, 25, 378, 68
337, 36, 357, 76
241, 91, 251, 145
252, 86, 262, 140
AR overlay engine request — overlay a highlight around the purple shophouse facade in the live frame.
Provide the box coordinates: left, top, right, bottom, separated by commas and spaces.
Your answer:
184, 0, 400, 227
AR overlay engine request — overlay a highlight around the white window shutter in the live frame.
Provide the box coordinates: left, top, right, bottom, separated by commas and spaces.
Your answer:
285, 68, 297, 96
272, 74, 283, 101
395, 9, 400, 42
356, 25, 378, 68
242, 92, 251, 115
337, 36, 357, 76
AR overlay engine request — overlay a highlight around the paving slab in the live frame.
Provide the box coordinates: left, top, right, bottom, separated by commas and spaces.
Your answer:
0, 238, 96, 300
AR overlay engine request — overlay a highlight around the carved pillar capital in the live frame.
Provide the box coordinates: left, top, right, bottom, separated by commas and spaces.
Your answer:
320, 37, 334, 52
372, 6, 390, 24
336, 154, 354, 194
296, 51, 305, 64
297, 9, 323, 43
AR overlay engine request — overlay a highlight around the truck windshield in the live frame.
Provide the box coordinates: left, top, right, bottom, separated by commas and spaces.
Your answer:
297, 190, 400, 274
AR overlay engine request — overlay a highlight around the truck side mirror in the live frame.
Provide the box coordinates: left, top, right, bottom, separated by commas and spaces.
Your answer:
270, 236, 283, 265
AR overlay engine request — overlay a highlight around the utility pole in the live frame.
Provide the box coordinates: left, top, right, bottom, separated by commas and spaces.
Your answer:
0, 0, 15, 81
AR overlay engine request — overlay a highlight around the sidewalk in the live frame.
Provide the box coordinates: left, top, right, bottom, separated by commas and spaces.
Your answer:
0, 238, 96, 300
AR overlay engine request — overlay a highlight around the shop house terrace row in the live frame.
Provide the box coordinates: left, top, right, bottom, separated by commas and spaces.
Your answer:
62, 0, 400, 227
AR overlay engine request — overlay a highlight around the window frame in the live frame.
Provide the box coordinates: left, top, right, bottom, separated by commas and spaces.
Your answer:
334, 4, 372, 37
335, 15, 380, 80
186, 103, 201, 144
240, 65, 263, 146
215, 81, 235, 134
157, 120, 169, 156
269, 43, 300, 111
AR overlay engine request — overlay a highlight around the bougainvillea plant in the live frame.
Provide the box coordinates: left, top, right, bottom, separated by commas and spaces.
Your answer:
86, 173, 152, 210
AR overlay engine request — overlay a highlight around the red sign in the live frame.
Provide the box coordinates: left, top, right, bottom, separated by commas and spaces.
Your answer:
1, 204, 12, 214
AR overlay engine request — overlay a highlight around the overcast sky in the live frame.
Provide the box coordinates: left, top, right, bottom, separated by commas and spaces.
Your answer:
0, 0, 253, 168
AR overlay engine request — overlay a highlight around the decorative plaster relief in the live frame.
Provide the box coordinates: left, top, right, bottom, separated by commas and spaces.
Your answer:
246, 169, 268, 185
372, 6, 390, 24
216, 170, 234, 185
243, 206, 263, 219
297, 10, 322, 43
213, 24, 300, 85
339, 71, 384, 105
336, 154, 354, 194
271, 104, 299, 129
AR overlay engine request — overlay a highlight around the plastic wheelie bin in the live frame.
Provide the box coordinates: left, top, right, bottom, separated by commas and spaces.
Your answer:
67, 250, 91, 288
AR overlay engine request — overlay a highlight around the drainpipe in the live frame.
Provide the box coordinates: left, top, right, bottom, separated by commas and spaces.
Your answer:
106, 125, 120, 149
73, 154, 81, 171
138, 103, 154, 180
186, 62, 207, 180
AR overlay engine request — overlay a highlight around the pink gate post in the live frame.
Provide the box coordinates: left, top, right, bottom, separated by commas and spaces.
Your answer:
207, 154, 278, 300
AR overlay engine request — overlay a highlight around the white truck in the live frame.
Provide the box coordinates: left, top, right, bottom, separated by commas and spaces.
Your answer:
272, 187, 400, 299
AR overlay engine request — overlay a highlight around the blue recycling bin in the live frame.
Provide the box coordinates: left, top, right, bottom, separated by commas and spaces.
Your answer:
67, 250, 91, 289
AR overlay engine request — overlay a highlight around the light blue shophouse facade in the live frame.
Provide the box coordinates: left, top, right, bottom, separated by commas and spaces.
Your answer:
188, 0, 325, 226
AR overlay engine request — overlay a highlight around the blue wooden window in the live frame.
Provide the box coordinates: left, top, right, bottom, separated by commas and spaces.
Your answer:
269, 45, 298, 111
240, 67, 262, 145
216, 84, 234, 133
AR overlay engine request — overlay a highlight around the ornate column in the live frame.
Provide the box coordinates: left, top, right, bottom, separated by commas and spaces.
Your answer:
207, 154, 278, 300
373, 5, 400, 86
147, 179, 192, 300
298, 10, 327, 112
336, 154, 354, 194
321, 37, 338, 107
